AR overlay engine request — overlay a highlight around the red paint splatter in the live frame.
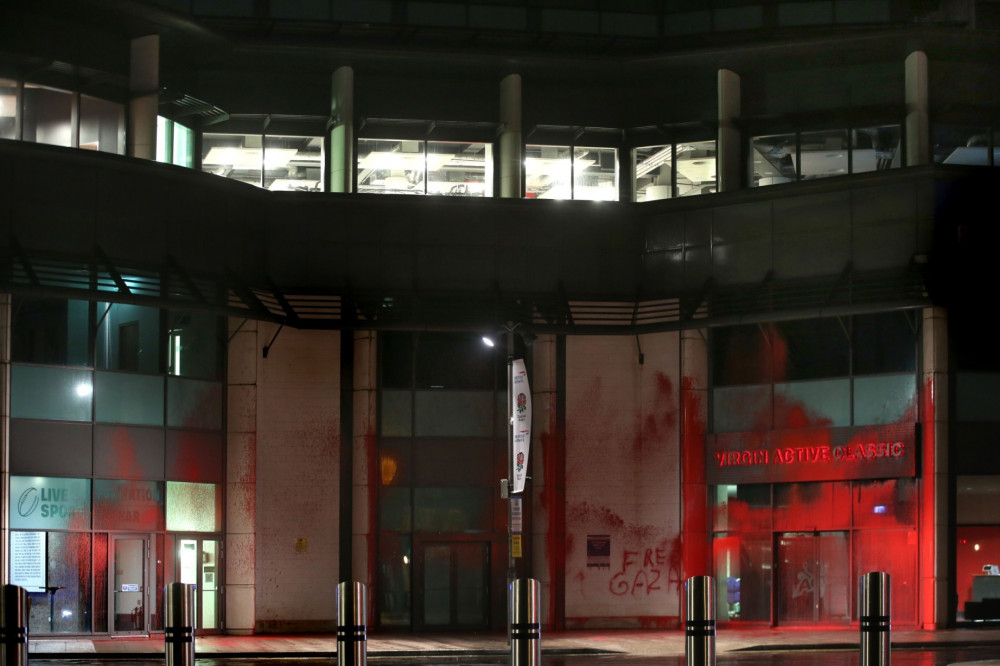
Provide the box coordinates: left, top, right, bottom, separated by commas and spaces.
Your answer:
681, 377, 708, 580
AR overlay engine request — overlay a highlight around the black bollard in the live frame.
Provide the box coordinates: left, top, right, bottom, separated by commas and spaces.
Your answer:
685, 576, 716, 666
164, 583, 196, 666
0, 585, 28, 666
860, 572, 891, 666
510, 578, 540, 666
336, 582, 367, 666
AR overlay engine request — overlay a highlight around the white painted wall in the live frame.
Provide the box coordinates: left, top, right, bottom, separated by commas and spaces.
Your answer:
564, 333, 682, 626
252, 323, 341, 631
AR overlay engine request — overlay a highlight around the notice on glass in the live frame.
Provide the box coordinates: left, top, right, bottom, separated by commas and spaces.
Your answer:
11, 531, 45, 590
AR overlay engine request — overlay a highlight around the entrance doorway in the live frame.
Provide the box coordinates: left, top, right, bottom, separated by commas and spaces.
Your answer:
415, 538, 491, 630
176, 538, 221, 632
111, 535, 150, 634
776, 531, 850, 625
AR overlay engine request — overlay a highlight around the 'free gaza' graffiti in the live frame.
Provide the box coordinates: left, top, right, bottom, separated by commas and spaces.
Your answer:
610, 548, 666, 596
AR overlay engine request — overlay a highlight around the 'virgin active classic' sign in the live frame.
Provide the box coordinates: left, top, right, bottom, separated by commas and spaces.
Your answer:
707, 423, 917, 485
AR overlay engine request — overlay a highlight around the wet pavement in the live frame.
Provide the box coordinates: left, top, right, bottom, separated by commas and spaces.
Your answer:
25, 626, 1000, 662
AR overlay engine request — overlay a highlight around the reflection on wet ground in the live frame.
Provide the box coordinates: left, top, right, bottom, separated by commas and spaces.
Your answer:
26, 645, 1000, 666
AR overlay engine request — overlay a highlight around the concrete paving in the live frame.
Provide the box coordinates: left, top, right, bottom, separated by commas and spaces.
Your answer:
26, 626, 1000, 659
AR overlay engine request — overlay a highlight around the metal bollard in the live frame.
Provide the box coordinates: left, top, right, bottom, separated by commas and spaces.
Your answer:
336, 582, 368, 666
685, 576, 716, 666
164, 583, 196, 666
860, 572, 891, 666
510, 578, 540, 666
1, 585, 28, 666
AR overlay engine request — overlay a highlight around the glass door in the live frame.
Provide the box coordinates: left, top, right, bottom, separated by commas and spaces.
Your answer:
177, 538, 221, 633
415, 539, 490, 630
111, 535, 149, 634
776, 531, 850, 625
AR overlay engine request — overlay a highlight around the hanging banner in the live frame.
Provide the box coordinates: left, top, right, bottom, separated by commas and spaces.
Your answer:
512, 358, 531, 494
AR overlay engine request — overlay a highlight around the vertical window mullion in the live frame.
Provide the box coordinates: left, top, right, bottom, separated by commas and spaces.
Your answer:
671, 141, 678, 198
72, 91, 81, 149
795, 131, 802, 181
848, 127, 854, 174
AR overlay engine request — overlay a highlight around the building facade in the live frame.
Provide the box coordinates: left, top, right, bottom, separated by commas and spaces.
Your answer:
2, 0, 1000, 636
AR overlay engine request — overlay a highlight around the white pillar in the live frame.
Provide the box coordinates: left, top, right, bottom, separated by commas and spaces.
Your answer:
499, 73, 523, 198
717, 69, 741, 192
530, 333, 559, 627
921, 306, 949, 628
129, 35, 159, 160
680, 328, 710, 580
906, 51, 930, 167
352, 331, 377, 595
225, 317, 258, 634
330, 66, 355, 193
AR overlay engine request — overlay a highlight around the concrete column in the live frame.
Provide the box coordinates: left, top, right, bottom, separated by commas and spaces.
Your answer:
717, 69, 741, 193
226, 317, 258, 634
921, 306, 949, 628
352, 331, 378, 603
1, 294, 11, 585
499, 73, 523, 198
906, 51, 930, 167
530, 333, 560, 629
680, 328, 710, 580
330, 66, 355, 193
128, 35, 159, 160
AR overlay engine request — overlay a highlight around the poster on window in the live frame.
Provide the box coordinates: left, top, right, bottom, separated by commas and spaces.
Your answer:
10, 531, 46, 590
9, 476, 91, 530
511, 358, 531, 494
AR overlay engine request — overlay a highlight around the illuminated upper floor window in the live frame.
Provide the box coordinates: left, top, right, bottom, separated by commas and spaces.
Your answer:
202, 132, 323, 191
157, 117, 194, 168
751, 125, 901, 186
633, 140, 717, 201
357, 138, 493, 196
525, 145, 617, 200
1, 78, 18, 140
933, 125, 1000, 166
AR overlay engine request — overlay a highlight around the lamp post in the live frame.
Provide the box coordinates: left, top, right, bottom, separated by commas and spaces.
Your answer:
484, 321, 522, 640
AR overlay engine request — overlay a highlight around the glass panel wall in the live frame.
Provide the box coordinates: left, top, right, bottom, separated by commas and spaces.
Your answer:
712, 479, 919, 625
712, 313, 917, 434
1, 78, 17, 140
573, 146, 617, 200
957, 476, 1000, 622
526, 145, 618, 200
22, 84, 73, 147
525, 144, 571, 199
80, 95, 124, 154
634, 140, 718, 201
157, 117, 195, 168
7, 297, 225, 635
751, 125, 902, 186
427, 141, 492, 196
263, 135, 323, 191
358, 139, 492, 196
852, 125, 902, 172
167, 310, 223, 380
377, 330, 509, 630
798, 129, 849, 180
934, 125, 1000, 166
202, 133, 263, 186
96, 303, 161, 374
10, 366, 93, 422
11, 298, 90, 366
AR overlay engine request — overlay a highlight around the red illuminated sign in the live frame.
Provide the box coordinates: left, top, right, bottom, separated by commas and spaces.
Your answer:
707, 423, 916, 485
